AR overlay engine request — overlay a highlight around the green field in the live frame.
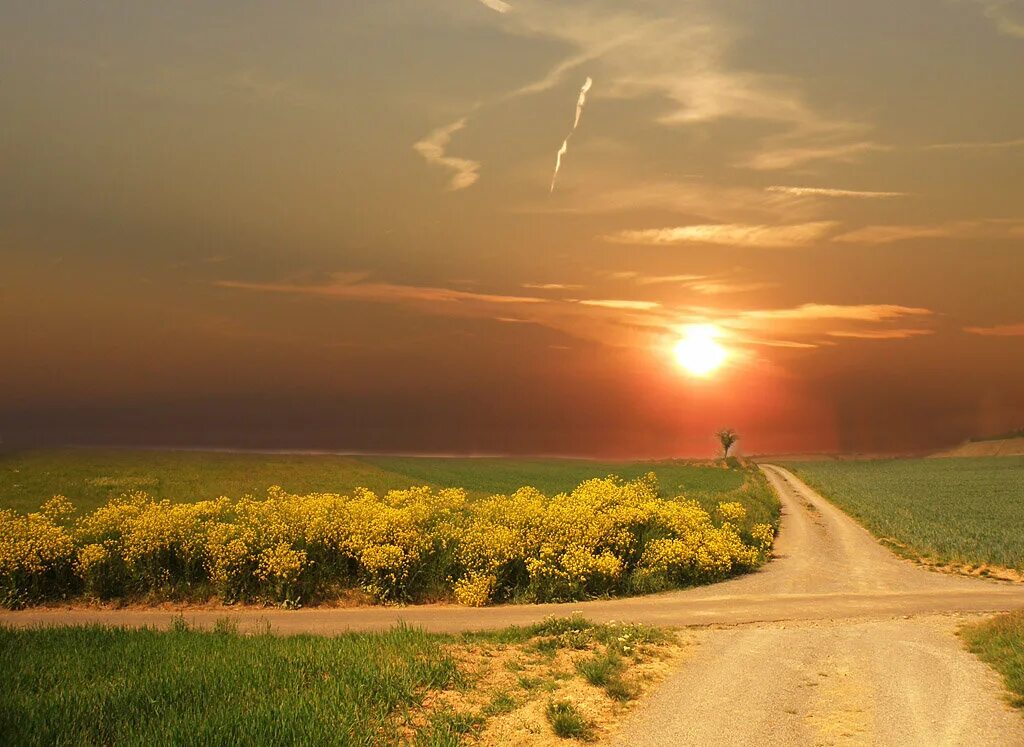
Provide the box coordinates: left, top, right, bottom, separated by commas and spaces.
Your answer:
0, 617, 676, 745
0, 448, 778, 529
961, 611, 1024, 709
781, 457, 1024, 572
0, 449, 750, 514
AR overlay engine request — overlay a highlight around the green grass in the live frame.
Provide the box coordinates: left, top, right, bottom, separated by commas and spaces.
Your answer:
0, 448, 755, 514
0, 617, 672, 745
0, 623, 460, 746
961, 611, 1024, 708
545, 700, 595, 741
576, 650, 623, 687
781, 457, 1024, 571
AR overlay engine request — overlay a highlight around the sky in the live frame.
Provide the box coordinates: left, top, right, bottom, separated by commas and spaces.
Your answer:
2, 0, 1023, 456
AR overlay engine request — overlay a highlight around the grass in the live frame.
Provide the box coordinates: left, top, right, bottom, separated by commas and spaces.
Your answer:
780, 457, 1024, 572
546, 700, 596, 741
0, 623, 459, 746
961, 611, 1024, 709
0, 616, 678, 745
1, 448, 758, 515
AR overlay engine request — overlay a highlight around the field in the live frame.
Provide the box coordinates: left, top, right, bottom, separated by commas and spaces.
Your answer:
0, 617, 682, 745
781, 457, 1024, 573
0, 449, 752, 514
0, 450, 778, 608
961, 611, 1024, 709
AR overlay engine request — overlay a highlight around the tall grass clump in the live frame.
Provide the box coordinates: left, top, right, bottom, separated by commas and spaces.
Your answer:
0, 472, 776, 608
545, 700, 595, 740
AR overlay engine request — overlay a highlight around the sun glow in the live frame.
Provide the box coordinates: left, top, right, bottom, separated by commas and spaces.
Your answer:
673, 324, 728, 377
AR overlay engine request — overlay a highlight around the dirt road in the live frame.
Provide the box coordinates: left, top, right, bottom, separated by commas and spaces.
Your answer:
2, 466, 1022, 743
611, 465, 1024, 745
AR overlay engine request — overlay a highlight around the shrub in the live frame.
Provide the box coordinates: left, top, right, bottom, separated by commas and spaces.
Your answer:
0, 474, 774, 607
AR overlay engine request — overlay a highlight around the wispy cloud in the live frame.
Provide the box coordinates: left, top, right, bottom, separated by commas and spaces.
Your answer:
576, 299, 661, 310
217, 277, 937, 354
607, 222, 838, 248
635, 274, 706, 285
607, 270, 772, 295
745, 142, 887, 171
924, 137, 1024, 151
827, 328, 935, 340
738, 303, 932, 323
964, 322, 1024, 336
218, 275, 542, 306
522, 282, 584, 290
722, 303, 935, 345
550, 76, 593, 193
477, 0, 512, 14
687, 281, 776, 295
969, 0, 1024, 38
443, 1, 874, 186
767, 186, 907, 199
413, 118, 480, 191
834, 219, 1024, 244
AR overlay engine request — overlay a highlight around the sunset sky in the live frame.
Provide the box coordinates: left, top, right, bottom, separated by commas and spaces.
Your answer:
2, 0, 1023, 456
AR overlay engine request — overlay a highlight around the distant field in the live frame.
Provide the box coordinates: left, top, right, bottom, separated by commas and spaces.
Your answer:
0, 449, 750, 513
781, 457, 1024, 572
0, 617, 680, 744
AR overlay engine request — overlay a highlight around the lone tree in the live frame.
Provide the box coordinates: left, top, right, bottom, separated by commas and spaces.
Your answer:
716, 428, 739, 458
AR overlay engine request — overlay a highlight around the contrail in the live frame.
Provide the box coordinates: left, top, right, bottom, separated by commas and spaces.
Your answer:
550, 76, 592, 193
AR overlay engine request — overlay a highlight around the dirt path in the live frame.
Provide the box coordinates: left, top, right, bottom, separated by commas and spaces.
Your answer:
2, 465, 1022, 743
612, 465, 1024, 745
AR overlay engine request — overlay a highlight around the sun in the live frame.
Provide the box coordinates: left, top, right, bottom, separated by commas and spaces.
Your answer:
673, 324, 728, 377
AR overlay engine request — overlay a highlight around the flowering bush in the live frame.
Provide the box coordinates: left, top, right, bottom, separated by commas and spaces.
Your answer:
0, 473, 775, 607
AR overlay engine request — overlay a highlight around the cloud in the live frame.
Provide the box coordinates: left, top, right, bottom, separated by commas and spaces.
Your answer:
964, 323, 1024, 336
477, 0, 511, 14
218, 275, 542, 306
969, 0, 1024, 38
576, 299, 661, 310
522, 282, 584, 290
634, 274, 706, 285
413, 118, 480, 191
217, 277, 936, 355
834, 219, 1024, 244
687, 281, 776, 295
744, 142, 887, 171
767, 186, 907, 199
827, 328, 935, 340
607, 221, 839, 248
550, 76, 593, 193
607, 270, 772, 294
739, 303, 932, 322
924, 137, 1024, 151
525, 179, 818, 225
217, 274, 674, 350
441, 1, 873, 186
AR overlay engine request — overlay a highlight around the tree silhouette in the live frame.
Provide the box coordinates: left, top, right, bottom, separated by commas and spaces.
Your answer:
716, 428, 739, 458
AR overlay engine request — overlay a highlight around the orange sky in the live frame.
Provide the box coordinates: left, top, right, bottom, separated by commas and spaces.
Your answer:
2, 1, 1023, 456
